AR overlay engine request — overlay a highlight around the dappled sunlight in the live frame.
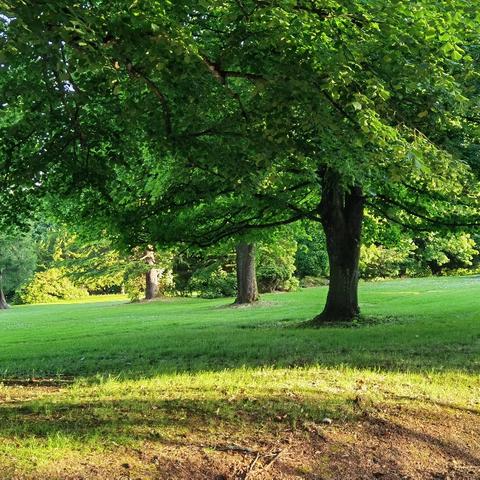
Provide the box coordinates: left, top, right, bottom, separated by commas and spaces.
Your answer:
3, 0, 480, 475
0, 278, 479, 477
0, 365, 479, 478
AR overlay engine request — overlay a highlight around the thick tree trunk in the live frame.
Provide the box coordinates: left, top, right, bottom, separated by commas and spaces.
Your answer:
314, 174, 364, 323
0, 287, 9, 310
144, 248, 159, 301
235, 242, 259, 304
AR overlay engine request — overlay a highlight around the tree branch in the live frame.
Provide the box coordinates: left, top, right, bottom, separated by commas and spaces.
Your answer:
202, 56, 264, 83
365, 201, 432, 232
375, 194, 480, 229
125, 63, 173, 138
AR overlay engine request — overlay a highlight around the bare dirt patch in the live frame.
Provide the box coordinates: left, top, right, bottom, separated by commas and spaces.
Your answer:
16, 402, 479, 480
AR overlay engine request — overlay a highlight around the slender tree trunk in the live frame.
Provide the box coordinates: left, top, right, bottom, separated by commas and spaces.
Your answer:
144, 247, 159, 301
0, 289, 8, 309
314, 174, 364, 323
235, 242, 259, 304
0, 272, 9, 309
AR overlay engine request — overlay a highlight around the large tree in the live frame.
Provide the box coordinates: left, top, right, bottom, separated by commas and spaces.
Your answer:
1, 0, 480, 321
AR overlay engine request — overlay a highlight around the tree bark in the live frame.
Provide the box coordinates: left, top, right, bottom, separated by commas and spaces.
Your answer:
235, 242, 259, 304
314, 174, 364, 323
144, 247, 159, 301
0, 271, 9, 309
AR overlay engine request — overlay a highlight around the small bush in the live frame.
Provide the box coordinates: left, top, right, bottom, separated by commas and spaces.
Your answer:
295, 223, 329, 278
300, 276, 329, 288
123, 272, 145, 302
17, 268, 89, 304
257, 237, 299, 292
281, 276, 300, 292
188, 266, 237, 299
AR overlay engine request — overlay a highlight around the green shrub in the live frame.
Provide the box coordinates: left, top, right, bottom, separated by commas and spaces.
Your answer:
360, 241, 416, 279
257, 237, 299, 292
418, 232, 478, 274
295, 223, 329, 278
17, 268, 89, 304
281, 276, 300, 292
0, 232, 37, 301
300, 276, 329, 288
123, 271, 145, 302
188, 266, 237, 299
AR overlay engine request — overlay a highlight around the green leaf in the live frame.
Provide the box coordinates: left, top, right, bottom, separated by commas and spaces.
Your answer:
442, 42, 455, 53
451, 49, 463, 61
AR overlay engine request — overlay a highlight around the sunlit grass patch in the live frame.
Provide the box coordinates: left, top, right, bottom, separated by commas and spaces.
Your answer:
0, 277, 479, 477
0, 365, 478, 473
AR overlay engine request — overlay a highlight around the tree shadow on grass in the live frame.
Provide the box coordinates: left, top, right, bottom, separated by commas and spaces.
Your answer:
0, 395, 351, 442
367, 416, 480, 468
392, 395, 480, 416
0, 394, 479, 479
1, 283, 480, 380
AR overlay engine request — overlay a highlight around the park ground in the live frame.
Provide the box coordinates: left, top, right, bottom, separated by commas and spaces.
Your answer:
0, 276, 479, 479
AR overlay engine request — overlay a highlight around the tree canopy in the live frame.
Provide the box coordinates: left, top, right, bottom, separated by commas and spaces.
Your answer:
1, 0, 480, 320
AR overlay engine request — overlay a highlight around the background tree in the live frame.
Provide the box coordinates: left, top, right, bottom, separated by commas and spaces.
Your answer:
28, 224, 175, 302
234, 242, 259, 304
257, 230, 299, 293
295, 222, 329, 280
0, 233, 36, 309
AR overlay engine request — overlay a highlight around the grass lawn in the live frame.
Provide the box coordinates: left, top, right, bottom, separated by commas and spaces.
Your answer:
0, 276, 479, 479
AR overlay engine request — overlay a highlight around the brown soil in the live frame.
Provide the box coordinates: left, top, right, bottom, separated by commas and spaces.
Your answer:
17, 403, 480, 480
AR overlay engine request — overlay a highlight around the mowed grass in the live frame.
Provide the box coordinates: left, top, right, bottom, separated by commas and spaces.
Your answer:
0, 276, 479, 478
1, 276, 480, 377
